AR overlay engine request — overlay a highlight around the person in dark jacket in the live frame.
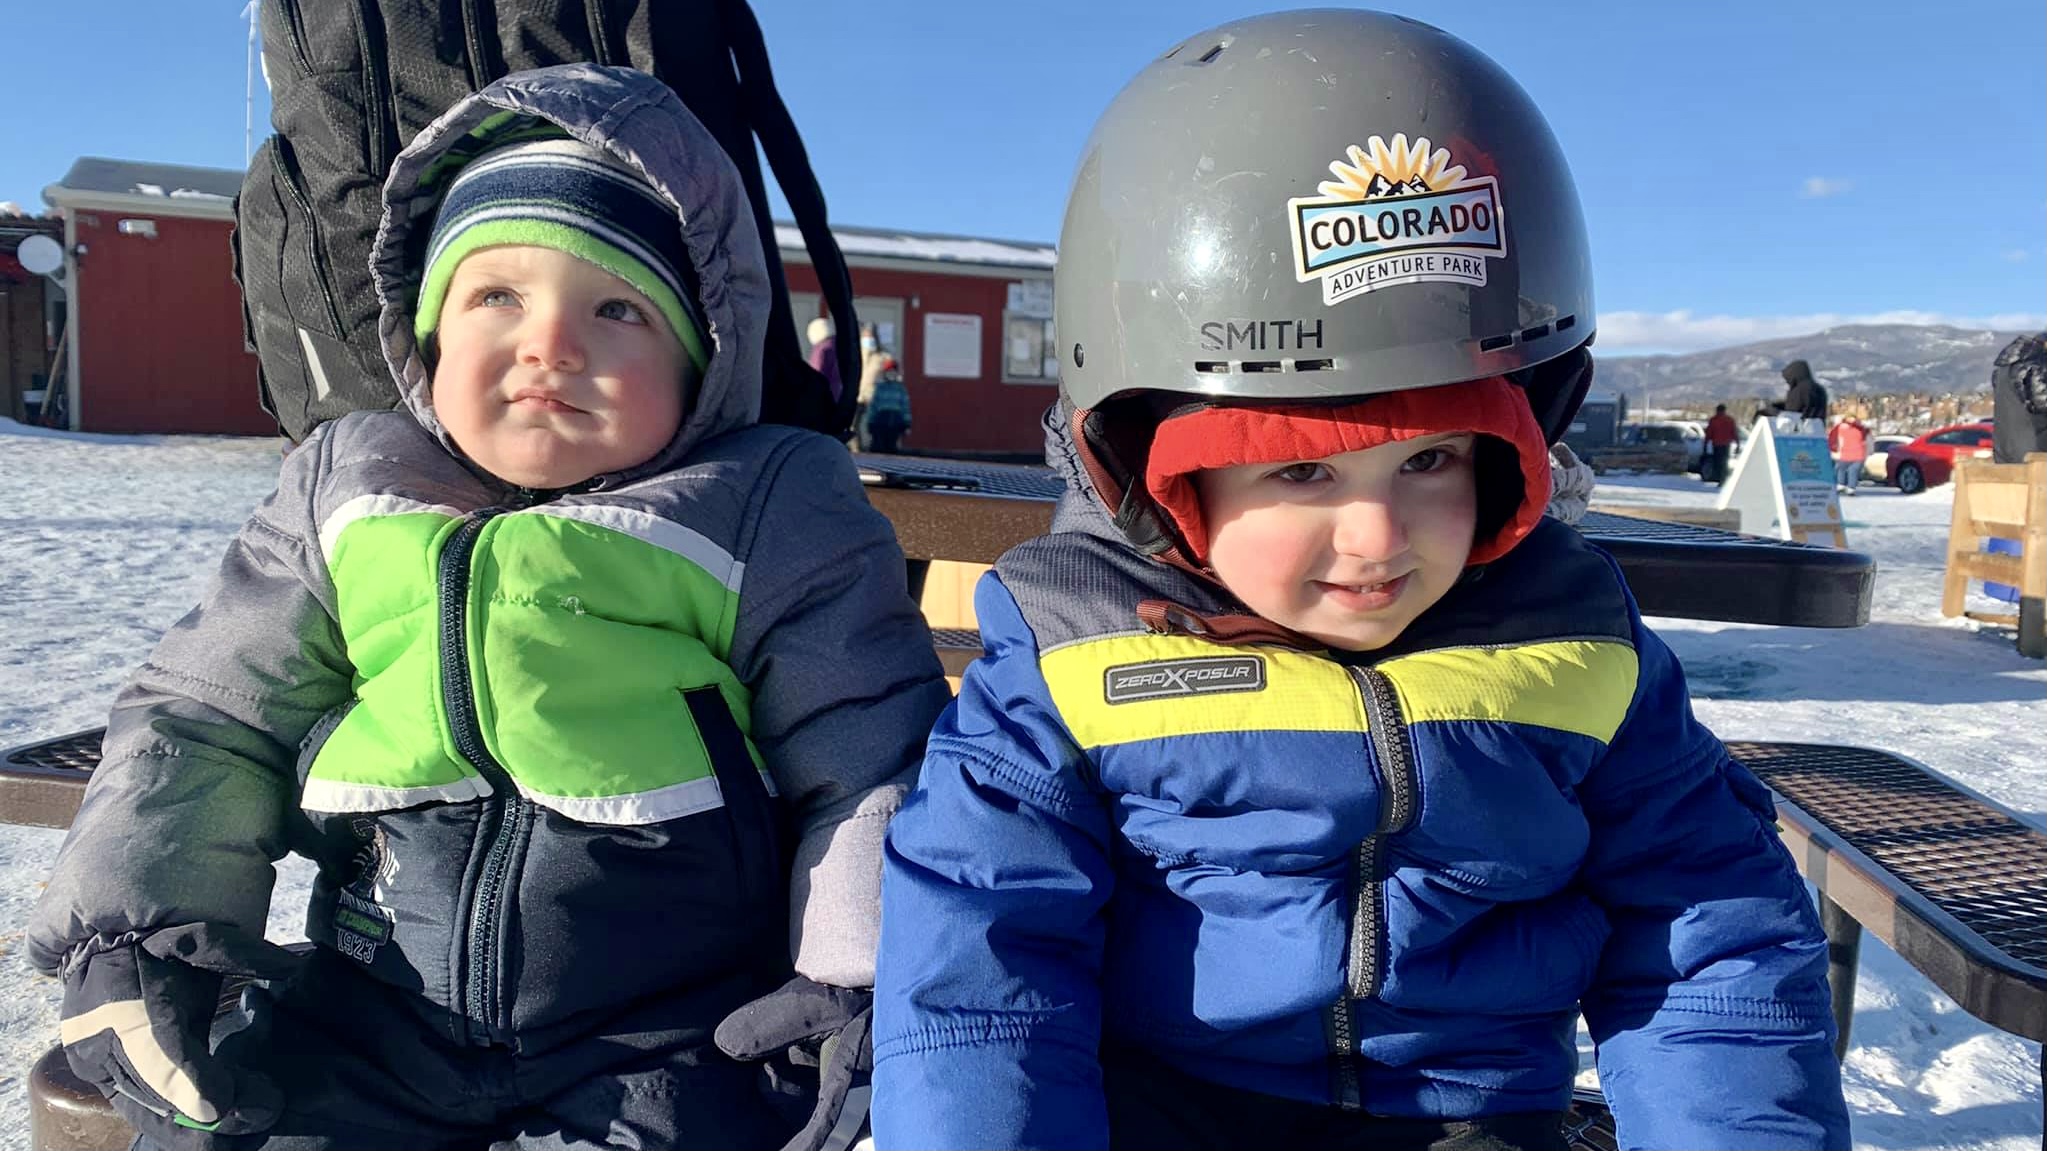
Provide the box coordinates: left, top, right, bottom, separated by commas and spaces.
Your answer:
1767, 359, 1830, 430
871, 12, 1848, 1151
1991, 331, 2047, 465
859, 357, 913, 454
34, 66, 948, 1149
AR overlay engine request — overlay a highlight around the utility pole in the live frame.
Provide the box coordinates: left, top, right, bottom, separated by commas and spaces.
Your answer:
243, 1, 260, 165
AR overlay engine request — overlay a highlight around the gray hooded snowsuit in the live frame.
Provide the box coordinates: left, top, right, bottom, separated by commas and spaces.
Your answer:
30, 65, 949, 1145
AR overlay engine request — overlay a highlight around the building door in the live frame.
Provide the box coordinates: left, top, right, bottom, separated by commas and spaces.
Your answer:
855, 296, 907, 365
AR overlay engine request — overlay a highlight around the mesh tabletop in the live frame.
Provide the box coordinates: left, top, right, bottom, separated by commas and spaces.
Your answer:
1731, 741, 2047, 971
1577, 509, 1826, 548
929, 627, 985, 651
0, 730, 100, 829
2, 730, 101, 775
854, 454, 1064, 500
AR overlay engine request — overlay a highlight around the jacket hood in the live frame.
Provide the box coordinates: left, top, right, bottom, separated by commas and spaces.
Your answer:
1781, 359, 1815, 387
1041, 399, 1130, 543
372, 64, 771, 485
1041, 393, 1547, 575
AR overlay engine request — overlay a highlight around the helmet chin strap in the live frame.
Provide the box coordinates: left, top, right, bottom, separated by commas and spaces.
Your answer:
1070, 403, 1207, 572
1515, 341, 1597, 446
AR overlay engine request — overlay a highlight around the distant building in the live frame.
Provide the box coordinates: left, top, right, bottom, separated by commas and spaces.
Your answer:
38, 155, 1061, 453
41, 158, 264, 435
778, 223, 1056, 457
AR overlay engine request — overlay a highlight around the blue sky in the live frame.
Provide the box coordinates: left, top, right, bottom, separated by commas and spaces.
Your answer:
7, 0, 2041, 353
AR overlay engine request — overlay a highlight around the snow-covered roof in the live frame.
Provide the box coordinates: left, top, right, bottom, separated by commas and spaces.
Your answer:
44, 158, 241, 221
35, 154, 1059, 270
774, 222, 1055, 274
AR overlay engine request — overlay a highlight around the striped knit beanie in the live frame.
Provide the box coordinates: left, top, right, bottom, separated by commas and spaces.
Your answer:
413, 134, 709, 373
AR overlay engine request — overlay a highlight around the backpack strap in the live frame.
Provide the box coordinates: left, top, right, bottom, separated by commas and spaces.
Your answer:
720, 0, 861, 438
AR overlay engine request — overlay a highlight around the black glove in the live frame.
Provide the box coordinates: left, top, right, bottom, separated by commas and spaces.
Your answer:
717, 975, 874, 1151
59, 924, 304, 1146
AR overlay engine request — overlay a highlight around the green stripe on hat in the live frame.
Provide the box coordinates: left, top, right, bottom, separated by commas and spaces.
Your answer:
413, 218, 708, 374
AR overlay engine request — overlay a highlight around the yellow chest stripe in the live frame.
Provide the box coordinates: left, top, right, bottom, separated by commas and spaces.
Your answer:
1039, 634, 1638, 750
1041, 634, 1365, 749
1376, 641, 1638, 744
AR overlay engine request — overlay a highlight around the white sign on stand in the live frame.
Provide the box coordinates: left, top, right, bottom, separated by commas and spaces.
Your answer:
1715, 416, 1847, 546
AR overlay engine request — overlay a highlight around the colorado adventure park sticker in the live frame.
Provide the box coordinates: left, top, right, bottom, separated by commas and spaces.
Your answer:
1288, 134, 1505, 305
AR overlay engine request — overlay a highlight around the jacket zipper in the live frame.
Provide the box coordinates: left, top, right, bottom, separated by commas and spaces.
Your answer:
459, 0, 492, 91
438, 500, 531, 1044
352, 0, 395, 169
1327, 665, 1420, 1111
268, 142, 347, 337
585, 0, 615, 66
275, 0, 316, 76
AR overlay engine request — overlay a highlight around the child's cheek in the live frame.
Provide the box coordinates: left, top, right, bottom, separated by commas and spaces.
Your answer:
1209, 509, 1314, 603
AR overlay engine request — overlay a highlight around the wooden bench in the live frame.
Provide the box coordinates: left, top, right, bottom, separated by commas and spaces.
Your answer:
1942, 452, 2047, 658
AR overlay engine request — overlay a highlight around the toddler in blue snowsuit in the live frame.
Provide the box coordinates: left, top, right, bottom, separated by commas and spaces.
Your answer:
872, 10, 1852, 1150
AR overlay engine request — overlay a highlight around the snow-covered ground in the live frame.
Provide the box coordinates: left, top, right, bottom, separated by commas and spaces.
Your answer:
0, 419, 2040, 1147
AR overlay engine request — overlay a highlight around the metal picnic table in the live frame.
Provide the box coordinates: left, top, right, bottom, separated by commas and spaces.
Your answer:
851, 453, 1876, 629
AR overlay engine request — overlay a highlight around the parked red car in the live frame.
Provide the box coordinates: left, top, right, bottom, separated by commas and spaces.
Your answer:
1883, 421, 1995, 494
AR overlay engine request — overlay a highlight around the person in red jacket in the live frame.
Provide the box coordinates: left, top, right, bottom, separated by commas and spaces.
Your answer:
1703, 403, 1739, 483
1829, 416, 1870, 494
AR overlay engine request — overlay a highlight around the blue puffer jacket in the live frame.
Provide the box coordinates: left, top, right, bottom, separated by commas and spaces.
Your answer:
874, 448, 1848, 1149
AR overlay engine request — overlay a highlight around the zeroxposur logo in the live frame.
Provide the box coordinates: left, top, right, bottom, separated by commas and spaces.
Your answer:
1103, 656, 1266, 704
1288, 133, 1505, 305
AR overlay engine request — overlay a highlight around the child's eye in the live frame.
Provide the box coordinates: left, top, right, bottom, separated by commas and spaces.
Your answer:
1400, 438, 1472, 474
597, 299, 649, 325
475, 288, 518, 309
1268, 462, 1331, 484
1400, 448, 1449, 474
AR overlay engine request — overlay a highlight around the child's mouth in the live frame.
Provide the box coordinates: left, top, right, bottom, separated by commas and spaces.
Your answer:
1317, 573, 1410, 611
511, 391, 583, 413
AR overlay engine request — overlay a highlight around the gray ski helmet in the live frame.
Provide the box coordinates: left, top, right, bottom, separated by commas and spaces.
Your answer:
1055, 9, 1594, 415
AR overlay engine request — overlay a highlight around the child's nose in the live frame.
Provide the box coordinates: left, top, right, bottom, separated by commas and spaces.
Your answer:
518, 309, 586, 373
1331, 498, 1408, 560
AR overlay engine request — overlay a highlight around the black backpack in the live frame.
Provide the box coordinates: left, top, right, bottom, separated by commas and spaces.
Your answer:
233, 0, 859, 442
1995, 332, 2047, 416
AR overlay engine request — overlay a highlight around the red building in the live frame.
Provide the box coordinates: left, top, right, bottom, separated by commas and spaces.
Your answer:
42, 158, 271, 435
779, 223, 1057, 458
42, 157, 1061, 454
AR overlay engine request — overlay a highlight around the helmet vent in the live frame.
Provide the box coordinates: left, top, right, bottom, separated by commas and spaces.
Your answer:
1195, 42, 1227, 64
1479, 334, 1514, 353
1192, 358, 1337, 374
1520, 322, 1552, 342
1556, 315, 1577, 332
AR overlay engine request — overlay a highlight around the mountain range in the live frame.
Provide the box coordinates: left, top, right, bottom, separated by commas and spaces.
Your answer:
1595, 324, 2031, 407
